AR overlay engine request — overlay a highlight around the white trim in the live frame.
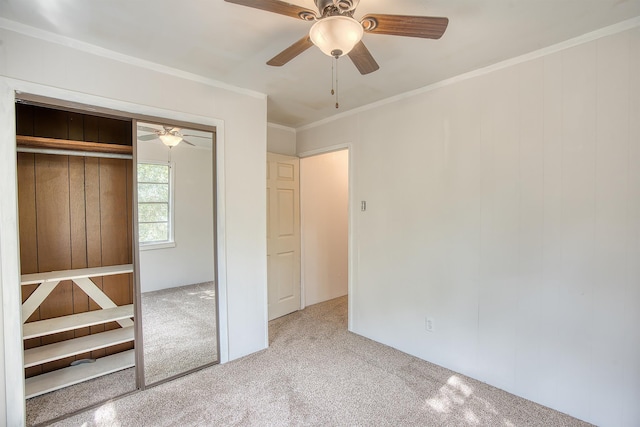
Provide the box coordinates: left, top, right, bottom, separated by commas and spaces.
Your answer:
138, 242, 176, 251
267, 122, 296, 133
0, 77, 230, 424
298, 143, 351, 158
0, 79, 26, 427
0, 18, 266, 101
298, 155, 306, 312
346, 143, 355, 332
215, 121, 229, 364
8, 79, 220, 126
137, 160, 176, 247
297, 16, 640, 132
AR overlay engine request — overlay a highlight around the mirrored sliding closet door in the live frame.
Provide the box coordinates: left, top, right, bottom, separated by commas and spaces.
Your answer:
135, 121, 219, 386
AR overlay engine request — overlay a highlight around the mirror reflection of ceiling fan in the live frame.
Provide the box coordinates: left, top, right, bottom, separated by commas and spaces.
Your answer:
224, 0, 449, 74
138, 125, 202, 147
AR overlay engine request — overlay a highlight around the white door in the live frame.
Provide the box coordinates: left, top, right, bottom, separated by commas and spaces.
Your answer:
267, 153, 300, 320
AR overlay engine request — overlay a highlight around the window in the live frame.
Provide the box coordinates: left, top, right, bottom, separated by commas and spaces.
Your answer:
137, 162, 174, 248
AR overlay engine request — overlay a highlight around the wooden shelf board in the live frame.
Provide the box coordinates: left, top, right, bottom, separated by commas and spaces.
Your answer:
24, 327, 134, 368
21, 264, 133, 286
17, 135, 133, 155
25, 350, 135, 399
23, 305, 134, 340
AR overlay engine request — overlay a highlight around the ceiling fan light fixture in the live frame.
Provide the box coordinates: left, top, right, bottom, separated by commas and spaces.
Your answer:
309, 16, 364, 58
159, 133, 182, 147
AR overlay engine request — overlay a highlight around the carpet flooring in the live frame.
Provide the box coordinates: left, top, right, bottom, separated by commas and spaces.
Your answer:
26, 282, 217, 426
26, 368, 135, 426
48, 296, 591, 427
142, 281, 217, 385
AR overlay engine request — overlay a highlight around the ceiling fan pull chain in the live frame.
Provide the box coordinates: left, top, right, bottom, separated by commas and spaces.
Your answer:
331, 57, 335, 96
335, 57, 339, 109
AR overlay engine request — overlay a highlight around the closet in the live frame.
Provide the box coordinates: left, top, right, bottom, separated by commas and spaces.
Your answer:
16, 103, 135, 399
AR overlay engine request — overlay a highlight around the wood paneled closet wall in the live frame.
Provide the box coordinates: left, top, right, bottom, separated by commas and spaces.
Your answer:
17, 104, 134, 379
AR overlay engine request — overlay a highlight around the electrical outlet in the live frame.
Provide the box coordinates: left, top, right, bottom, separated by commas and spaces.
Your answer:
425, 317, 434, 333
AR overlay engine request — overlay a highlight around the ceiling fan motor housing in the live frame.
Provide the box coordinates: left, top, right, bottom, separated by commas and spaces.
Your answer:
315, 0, 358, 15
333, 0, 359, 12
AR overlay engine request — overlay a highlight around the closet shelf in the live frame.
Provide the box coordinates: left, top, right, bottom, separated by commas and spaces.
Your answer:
24, 326, 134, 368
23, 304, 134, 340
25, 349, 135, 399
21, 264, 134, 286
21, 263, 135, 397
17, 135, 133, 155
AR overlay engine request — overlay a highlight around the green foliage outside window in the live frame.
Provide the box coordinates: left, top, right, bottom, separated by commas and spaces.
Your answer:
138, 163, 171, 244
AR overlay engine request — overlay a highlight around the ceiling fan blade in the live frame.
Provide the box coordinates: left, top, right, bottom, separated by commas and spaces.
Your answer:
138, 134, 159, 141
267, 35, 314, 67
181, 133, 211, 139
181, 139, 196, 146
224, 0, 317, 20
138, 125, 159, 133
361, 14, 449, 39
347, 41, 379, 75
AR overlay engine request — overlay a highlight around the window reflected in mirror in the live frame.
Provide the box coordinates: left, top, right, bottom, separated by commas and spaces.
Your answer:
136, 121, 218, 386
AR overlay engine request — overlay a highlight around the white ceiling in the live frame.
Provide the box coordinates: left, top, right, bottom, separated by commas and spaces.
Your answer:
1, 0, 640, 128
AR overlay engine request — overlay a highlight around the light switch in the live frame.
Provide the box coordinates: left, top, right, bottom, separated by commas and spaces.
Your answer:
361, 201, 367, 211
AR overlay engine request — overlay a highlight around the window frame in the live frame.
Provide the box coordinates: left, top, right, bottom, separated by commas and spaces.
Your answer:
137, 160, 176, 250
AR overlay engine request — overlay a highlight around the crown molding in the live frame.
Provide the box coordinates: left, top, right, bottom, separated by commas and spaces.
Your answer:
267, 122, 296, 133
0, 17, 266, 100
297, 16, 640, 132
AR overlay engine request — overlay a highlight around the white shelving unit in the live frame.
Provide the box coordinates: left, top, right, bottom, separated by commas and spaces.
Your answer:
24, 350, 135, 399
21, 265, 135, 399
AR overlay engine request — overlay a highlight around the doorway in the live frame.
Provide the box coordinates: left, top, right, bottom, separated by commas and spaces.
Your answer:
300, 149, 349, 308
266, 148, 349, 323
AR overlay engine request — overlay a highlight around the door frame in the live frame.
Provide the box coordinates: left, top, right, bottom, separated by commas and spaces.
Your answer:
297, 143, 354, 330
0, 78, 229, 426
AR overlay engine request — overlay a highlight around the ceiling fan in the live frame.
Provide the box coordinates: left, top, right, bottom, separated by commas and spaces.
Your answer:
138, 125, 199, 147
224, 0, 449, 75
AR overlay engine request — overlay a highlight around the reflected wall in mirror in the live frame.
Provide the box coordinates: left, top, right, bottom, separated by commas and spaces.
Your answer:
136, 121, 218, 385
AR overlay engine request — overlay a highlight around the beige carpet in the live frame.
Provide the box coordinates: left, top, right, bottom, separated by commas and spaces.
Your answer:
142, 281, 217, 385
26, 282, 217, 426
26, 367, 135, 426
50, 296, 591, 426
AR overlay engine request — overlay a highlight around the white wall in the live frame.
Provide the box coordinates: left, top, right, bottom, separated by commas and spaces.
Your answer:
138, 140, 215, 293
267, 123, 296, 155
297, 27, 640, 427
0, 22, 268, 426
301, 150, 349, 306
